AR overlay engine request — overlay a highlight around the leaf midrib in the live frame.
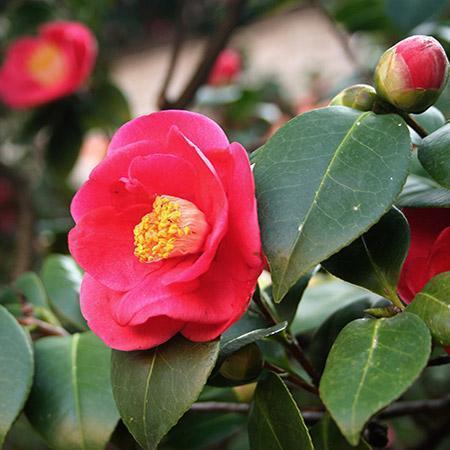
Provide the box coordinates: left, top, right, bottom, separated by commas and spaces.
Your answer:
71, 334, 86, 450
275, 111, 370, 299
143, 352, 157, 450
350, 320, 382, 435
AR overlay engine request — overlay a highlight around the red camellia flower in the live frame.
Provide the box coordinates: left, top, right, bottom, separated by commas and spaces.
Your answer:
0, 21, 97, 109
375, 35, 449, 113
398, 208, 450, 302
69, 110, 264, 350
208, 49, 241, 87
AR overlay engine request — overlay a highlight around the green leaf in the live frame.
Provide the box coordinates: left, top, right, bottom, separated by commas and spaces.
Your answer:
26, 332, 119, 450
13, 272, 47, 308
81, 81, 131, 132
310, 414, 371, 450
111, 336, 220, 450
41, 254, 87, 331
309, 298, 373, 374
253, 107, 411, 301
13, 272, 61, 325
163, 412, 246, 450
412, 107, 446, 136
406, 272, 450, 346
331, 0, 390, 33
292, 277, 374, 335
320, 313, 431, 445
45, 100, 83, 178
220, 322, 287, 363
248, 371, 314, 450
418, 123, 450, 189
0, 306, 34, 447
322, 207, 409, 301
397, 174, 450, 208
385, 0, 447, 31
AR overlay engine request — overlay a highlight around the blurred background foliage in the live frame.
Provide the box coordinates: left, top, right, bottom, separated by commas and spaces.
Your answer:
1, 2, 450, 449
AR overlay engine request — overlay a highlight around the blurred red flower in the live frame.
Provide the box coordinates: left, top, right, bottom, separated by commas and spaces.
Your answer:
0, 21, 97, 108
69, 110, 264, 350
208, 49, 241, 86
398, 208, 450, 302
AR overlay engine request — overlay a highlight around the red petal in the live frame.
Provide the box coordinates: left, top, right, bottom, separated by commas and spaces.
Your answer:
80, 275, 183, 351
108, 110, 229, 154
69, 205, 158, 291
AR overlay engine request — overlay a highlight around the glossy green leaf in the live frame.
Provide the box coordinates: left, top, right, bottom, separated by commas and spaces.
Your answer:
13, 272, 61, 325
41, 254, 87, 331
309, 298, 373, 374
253, 107, 411, 301
397, 174, 450, 208
322, 207, 409, 301
0, 306, 34, 447
292, 277, 376, 335
310, 414, 371, 450
220, 322, 287, 363
248, 371, 314, 450
418, 123, 450, 189
331, 0, 389, 33
320, 313, 431, 445
411, 107, 446, 136
407, 272, 450, 346
81, 81, 131, 132
111, 336, 220, 450
26, 332, 119, 450
385, 0, 447, 31
13, 272, 47, 308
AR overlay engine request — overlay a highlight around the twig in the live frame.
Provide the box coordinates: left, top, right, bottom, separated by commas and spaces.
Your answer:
157, 0, 186, 108
0, 162, 34, 279
18, 316, 69, 337
253, 287, 320, 386
397, 111, 429, 138
378, 395, 450, 419
265, 362, 318, 395
159, 0, 247, 109
312, 0, 371, 82
284, 334, 321, 386
428, 355, 450, 367
190, 396, 450, 424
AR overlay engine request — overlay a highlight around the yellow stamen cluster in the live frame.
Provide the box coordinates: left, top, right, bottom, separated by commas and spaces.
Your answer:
134, 196, 191, 263
27, 43, 66, 86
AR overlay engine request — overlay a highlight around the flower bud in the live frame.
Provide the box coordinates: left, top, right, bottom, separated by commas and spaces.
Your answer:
374, 35, 449, 113
330, 84, 377, 111
208, 343, 263, 386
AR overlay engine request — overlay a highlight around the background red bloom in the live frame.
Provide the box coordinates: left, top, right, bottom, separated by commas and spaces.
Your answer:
398, 207, 450, 303
69, 110, 264, 350
0, 21, 97, 108
208, 49, 241, 87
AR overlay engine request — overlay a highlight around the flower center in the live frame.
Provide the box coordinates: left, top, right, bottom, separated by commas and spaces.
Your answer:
133, 195, 209, 263
27, 43, 67, 86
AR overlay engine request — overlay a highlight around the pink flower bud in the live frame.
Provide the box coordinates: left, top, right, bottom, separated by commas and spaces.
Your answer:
208, 49, 241, 87
375, 35, 449, 113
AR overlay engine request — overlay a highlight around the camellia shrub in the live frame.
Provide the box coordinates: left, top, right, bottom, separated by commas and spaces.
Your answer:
1, 25, 450, 450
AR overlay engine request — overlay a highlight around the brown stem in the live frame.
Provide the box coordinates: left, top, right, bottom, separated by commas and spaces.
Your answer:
378, 395, 450, 419
157, 0, 186, 109
159, 0, 247, 110
0, 162, 34, 279
190, 395, 450, 422
284, 334, 320, 386
312, 0, 371, 82
253, 288, 320, 386
428, 355, 450, 367
398, 111, 429, 138
265, 362, 318, 395
18, 316, 69, 337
